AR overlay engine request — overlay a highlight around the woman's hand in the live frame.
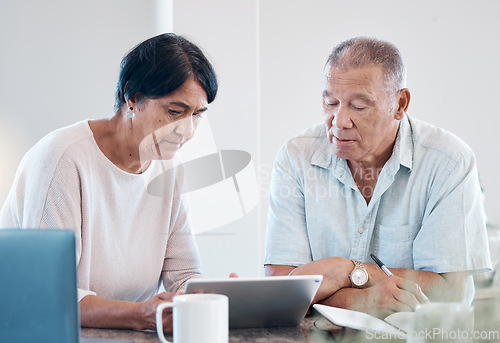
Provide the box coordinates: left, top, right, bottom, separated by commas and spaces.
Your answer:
139, 291, 181, 332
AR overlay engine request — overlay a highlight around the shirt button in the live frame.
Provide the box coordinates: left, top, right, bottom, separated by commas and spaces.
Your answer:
358, 227, 364, 234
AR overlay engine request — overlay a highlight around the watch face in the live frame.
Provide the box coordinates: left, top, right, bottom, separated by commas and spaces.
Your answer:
351, 269, 368, 286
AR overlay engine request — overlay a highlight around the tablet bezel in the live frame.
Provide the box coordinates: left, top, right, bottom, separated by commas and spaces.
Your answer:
184, 275, 323, 329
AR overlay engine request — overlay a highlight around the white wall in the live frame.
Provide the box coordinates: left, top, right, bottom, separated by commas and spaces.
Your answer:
0, 0, 264, 278
1, 0, 498, 282
174, 0, 263, 277
259, 0, 500, 230
0, 0, 172, 205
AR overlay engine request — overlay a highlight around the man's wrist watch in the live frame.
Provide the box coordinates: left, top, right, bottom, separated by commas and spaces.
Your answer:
349, 260, 369, 288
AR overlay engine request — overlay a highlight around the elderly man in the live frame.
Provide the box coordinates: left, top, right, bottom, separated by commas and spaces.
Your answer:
264, 37, 491, 318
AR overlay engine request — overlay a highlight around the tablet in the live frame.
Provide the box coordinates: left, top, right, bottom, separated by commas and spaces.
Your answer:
184, 275, 323, 329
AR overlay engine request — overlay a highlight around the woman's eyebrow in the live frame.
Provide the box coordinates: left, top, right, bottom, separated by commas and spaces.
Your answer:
168, 102, 208, 112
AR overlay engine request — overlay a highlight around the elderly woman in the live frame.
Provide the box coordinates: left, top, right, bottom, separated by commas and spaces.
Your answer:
0, 33, 217, 332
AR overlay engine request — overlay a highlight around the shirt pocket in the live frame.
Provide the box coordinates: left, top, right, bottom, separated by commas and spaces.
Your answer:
374, 224, 420, 269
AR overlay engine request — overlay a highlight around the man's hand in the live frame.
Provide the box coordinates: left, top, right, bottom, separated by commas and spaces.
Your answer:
324, 276, 430, 318
266, 259, 463, 319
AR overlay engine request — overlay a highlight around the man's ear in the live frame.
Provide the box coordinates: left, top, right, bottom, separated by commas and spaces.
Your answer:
395, 88, 411, 120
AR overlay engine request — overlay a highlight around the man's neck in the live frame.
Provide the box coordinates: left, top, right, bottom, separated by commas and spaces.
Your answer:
347, 145, 394, 205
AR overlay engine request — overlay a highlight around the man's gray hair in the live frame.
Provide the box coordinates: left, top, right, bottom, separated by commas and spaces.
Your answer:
326, 37, 407, 93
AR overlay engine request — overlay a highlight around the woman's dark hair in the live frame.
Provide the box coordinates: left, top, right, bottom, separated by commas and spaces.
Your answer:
114, 33, 218, 112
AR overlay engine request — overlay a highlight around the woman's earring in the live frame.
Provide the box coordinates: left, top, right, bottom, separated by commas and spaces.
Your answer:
126, 106, 135, 118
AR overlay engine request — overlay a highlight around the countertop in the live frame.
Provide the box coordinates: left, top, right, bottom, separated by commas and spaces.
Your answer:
81, 297, 500, 343
81, 311, 370, 343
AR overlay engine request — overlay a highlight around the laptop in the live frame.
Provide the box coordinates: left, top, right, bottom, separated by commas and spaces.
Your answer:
184, 274, 323, 329
0, 229, 135, 343
0, 229, 80, 342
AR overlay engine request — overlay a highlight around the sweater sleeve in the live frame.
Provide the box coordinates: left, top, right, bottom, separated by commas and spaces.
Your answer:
0, 136, 97, 301
161, 173, 202, 292
41, 156, 99, 301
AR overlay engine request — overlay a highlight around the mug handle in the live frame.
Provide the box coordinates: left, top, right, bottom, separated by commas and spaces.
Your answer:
156, 302, 174, 343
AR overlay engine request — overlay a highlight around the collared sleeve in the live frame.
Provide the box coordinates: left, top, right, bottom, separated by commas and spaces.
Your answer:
413, 149, 491, 275
264, 144, 313, 266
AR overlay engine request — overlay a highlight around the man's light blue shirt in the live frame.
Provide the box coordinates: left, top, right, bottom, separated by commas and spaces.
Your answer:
265, 115, 491, 277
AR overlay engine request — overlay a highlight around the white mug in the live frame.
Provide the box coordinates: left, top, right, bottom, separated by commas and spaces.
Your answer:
156, 293, 229, 343
407, 302, 474, 343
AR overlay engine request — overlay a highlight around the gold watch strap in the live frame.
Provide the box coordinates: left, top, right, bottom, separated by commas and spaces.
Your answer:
352, 260, 365, 269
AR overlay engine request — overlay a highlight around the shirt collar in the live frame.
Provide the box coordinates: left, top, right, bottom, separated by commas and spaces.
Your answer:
310, 129, 333, 169
310, 114, 414, 172
396, 114, 413, 171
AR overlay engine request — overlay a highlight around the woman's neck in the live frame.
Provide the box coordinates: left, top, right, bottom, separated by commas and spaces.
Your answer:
88, 114, 151, 174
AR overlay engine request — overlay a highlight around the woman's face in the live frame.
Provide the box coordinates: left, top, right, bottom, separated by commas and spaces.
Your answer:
133, 77, 209, 161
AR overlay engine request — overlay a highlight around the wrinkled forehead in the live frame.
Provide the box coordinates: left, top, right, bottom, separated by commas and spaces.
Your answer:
323, 64, 385, 89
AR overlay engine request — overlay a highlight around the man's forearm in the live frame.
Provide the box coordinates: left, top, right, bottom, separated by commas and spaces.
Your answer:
361, 261, 467, 302
264, 264, 295, 276
266, 258, 468, 304
377, 267, 468, 302
266, 257, 353, 303
320, 268, 468, 310
318, 279, 425, 318
318, 269, 467, 318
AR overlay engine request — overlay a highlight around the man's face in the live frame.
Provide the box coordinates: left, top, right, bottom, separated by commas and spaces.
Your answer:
322, 64, 402, 166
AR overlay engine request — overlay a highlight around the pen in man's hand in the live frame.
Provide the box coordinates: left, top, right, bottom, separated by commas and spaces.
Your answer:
370, 254, 393, 276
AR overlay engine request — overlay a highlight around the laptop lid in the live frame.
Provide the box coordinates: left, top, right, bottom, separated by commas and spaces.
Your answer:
0, 229, 80, 343
184, 275, 323, 329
